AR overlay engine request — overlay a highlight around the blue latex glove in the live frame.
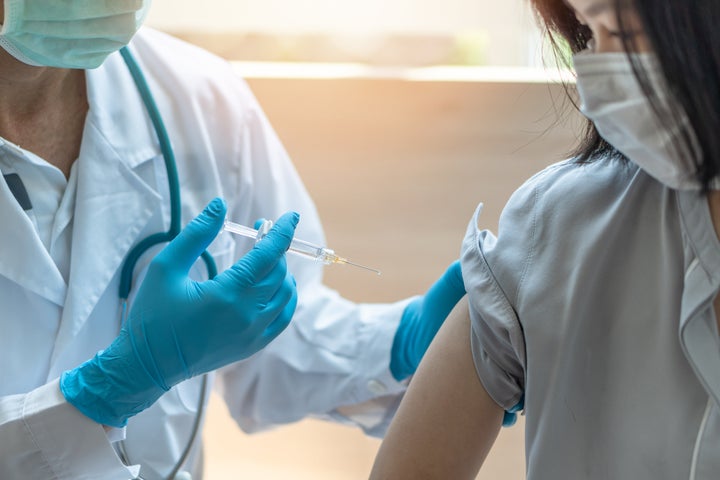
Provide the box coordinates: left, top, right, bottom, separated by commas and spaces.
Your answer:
502, 396, 524, 427
390, 260, 466, 381
61, 198, 299, 428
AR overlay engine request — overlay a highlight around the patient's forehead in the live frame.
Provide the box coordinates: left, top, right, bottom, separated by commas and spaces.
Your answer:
563, 0, 636, 18
564, 0, 645, 40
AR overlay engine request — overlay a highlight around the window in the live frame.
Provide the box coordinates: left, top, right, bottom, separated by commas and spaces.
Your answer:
146, 0, 545, 67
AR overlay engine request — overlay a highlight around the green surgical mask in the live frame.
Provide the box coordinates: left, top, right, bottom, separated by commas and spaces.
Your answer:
0, 0, 151, 69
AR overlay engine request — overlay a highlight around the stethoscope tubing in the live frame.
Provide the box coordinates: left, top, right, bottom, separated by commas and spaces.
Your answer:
118, 47, 217, 300
116, 46, 217, 480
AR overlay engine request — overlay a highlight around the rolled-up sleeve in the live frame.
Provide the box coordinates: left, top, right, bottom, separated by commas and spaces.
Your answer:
461, 182, 539, 411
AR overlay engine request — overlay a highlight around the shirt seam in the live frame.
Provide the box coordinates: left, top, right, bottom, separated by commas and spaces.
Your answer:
515, 179, 540, 305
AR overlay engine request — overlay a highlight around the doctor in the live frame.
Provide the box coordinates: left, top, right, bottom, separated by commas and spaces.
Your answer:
0, 1, 467, 479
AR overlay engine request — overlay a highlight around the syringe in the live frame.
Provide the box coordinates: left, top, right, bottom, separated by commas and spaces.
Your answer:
223, 220, 381, 275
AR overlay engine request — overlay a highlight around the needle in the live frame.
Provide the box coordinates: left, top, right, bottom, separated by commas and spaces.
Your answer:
223, 219, 382, 275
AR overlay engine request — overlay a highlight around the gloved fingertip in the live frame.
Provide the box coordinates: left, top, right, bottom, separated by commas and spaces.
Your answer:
189, 198, 226, 233
253, 218, 266, 230
285, 211, 300, 227
204, 197, 227, 217
508, 396, 524, 413
275, 211, 300, 231
446, 260, 466, 292
502, 411, 517, 427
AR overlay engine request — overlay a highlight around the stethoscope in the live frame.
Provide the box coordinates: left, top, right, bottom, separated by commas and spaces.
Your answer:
115, 46, 217, 480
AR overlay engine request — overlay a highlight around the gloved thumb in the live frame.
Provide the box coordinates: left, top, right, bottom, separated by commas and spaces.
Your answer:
156, 198, 227, 274
228, 211, 299, 283
391, 261, 466, 381
424, 260, 465, 312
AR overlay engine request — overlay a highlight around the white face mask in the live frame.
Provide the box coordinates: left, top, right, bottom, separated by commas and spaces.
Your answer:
573, 50, 706, 190
0, 0, 152, 69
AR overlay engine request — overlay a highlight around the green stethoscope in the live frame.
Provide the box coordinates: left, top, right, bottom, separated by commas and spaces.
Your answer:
116, 46, 216, 480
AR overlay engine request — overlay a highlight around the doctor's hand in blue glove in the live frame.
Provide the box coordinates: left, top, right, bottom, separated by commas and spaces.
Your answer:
390, 260, 466, 382
61, 198, 299, 428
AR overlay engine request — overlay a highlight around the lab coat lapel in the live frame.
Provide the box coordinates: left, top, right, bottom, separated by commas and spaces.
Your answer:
0, 173, 66, 305
50, 52, 165, 364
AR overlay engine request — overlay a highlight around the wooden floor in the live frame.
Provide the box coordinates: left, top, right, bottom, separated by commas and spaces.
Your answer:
202, 74, 583, 479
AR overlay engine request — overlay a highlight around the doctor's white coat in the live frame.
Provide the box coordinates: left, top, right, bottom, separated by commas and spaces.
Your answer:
0, 29, 408, 480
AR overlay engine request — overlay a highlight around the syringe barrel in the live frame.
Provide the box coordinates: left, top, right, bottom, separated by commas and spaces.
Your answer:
288, 238, 334, 264
224, 219, 334, 264
223, 221, 260, 239
223, 220, 380, 275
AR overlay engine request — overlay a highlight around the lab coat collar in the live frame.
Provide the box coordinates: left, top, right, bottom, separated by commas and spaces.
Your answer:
84, 48, 162, 169
50, 50, 165, 364
0, 164, 67, 305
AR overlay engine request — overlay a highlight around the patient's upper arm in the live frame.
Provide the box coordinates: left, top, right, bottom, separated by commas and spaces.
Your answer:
370, 298, 504, 479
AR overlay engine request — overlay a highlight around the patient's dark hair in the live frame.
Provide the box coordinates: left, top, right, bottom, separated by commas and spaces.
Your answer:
531, 0, 720, 191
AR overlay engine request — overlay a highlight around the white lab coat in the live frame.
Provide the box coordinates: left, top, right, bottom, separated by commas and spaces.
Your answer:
0, 29, 408, 480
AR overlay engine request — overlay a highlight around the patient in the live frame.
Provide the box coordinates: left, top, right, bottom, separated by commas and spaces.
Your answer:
370, 0, 720, 478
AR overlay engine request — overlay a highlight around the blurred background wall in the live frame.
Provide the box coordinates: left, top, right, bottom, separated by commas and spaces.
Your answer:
146, 0, 546, 67
145, 1, 582, 478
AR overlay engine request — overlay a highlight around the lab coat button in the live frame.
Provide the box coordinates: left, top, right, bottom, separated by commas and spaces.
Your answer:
174, 471, 192, 480
367, 379, 387, 395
